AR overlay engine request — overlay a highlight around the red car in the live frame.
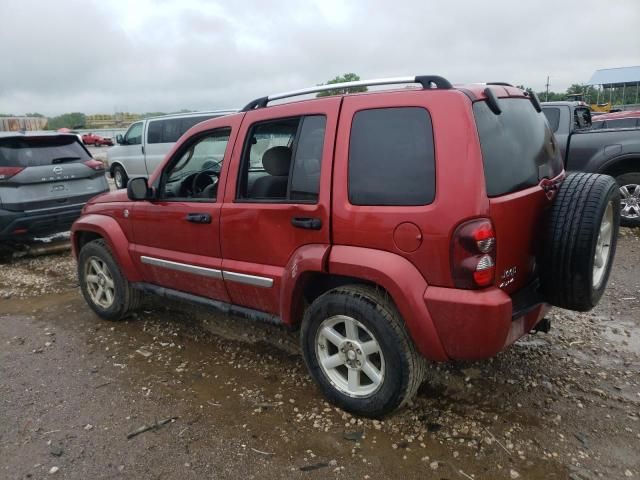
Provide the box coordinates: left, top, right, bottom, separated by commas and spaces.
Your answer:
71, 76, 619, 417
591, 110, 640, 129
82, 133, 114, 147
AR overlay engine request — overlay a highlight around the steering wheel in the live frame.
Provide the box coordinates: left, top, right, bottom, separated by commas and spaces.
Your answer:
191, 170, 220, 196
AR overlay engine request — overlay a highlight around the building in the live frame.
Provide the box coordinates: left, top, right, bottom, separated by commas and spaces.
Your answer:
0, 116, 48, 131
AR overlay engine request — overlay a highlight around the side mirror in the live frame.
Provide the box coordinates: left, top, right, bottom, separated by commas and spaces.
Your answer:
116, 134, 124, 145
127, 177, 151, 201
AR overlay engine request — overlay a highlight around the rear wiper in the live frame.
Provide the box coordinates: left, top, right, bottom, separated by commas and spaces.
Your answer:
51, 156, 81, 164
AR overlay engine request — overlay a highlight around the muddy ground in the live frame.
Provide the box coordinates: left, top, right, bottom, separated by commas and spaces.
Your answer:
1, 229, 639, 480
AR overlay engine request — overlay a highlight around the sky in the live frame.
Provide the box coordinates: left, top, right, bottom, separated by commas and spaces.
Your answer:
1, 0, 638, 116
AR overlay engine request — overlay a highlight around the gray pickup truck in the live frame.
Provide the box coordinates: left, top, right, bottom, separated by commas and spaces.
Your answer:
542, 101, 640, 227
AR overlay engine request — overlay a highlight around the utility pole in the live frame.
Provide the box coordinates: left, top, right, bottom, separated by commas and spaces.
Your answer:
545, 76, 550, 102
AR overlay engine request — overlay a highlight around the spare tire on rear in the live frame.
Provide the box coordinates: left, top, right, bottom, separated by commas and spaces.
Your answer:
540, 172, 620, 311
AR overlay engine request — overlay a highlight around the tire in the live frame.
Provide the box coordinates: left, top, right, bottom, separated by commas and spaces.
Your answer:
112, 165, 128, 189
78, 239, 142, 321
615, 172, 640, 228
300, 285, 424, 418
540, 172, 620, 311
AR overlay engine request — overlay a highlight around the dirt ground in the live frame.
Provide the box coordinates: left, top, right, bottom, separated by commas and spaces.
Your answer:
1, 229, 639, 480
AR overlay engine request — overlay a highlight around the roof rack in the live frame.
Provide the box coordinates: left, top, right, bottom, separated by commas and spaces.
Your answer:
486, 82, 514, 87
242, 75, 453, 111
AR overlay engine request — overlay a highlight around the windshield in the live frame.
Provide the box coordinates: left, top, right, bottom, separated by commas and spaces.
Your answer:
474, 98, 563, 197
0, 136, 90, 167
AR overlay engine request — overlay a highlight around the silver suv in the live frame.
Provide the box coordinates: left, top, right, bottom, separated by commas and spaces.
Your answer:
0, 132, 109, 243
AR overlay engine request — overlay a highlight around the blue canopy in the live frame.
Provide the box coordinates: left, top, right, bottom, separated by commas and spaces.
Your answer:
587, 66, 640, 87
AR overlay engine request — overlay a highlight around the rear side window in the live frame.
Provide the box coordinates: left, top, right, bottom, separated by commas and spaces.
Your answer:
0, 136, 90, 167
348, 107, 435, 206
542, 107, 560, 132
607, 118, 638, 129
147, 116, 217, 144
237, 115, 326, 203
474, 98, 563, 197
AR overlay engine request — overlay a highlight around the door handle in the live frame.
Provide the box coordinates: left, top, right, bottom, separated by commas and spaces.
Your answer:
291, 217, 322, 230
185, 213, 211, 224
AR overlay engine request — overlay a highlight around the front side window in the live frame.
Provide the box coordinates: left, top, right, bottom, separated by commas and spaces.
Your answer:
348, 107, 435, 206
160, 128, 231, 201
237, 115, 326, 202
124, 122, 143, 145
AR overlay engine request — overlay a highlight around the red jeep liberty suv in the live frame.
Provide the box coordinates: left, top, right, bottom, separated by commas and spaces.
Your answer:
71, 76, 620, 417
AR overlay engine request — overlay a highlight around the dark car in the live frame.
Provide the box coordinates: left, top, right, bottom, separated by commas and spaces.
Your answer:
542, 101, 640, 227
0, 132, 109, 243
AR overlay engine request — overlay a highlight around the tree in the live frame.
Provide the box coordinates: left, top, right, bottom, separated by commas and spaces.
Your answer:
316, 73, 368, 97
25, 112, 45, 118
47, 112, 86, 130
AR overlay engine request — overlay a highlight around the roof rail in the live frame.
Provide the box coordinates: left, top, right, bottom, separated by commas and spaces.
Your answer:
241, 75, 453, 111
486, 82, 514, 87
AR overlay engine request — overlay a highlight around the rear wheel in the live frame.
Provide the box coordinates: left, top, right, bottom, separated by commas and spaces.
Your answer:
301, 285, 424, 418
540, 173, 620, 311
615, 172, 640, 228
78, 239, 141, 320
112, 165, 128, 189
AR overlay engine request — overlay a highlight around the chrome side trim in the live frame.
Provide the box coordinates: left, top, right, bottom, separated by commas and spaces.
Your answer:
223, 270, 273, 288
140, 256, 222, 279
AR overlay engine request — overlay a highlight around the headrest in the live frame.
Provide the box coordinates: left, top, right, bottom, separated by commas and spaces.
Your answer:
262, 146, 292, 176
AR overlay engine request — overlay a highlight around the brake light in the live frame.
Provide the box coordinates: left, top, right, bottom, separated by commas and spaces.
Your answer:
84, 159, 105, 170
0, 167, 24, 180
451, 218, 496, 289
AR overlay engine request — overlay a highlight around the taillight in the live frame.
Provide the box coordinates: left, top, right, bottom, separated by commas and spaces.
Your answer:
451, 218, 496, 289
0, 167, 24, 180
84, 159, 105, 170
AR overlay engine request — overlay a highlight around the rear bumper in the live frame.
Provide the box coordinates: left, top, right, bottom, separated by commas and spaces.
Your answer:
425, 283, 550, 361
0, 203, 87, 241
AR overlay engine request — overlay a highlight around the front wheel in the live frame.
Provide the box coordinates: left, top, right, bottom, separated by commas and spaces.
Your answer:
616, 172, 640, 228
301, 285, 424, 418
112, 165, 128, 190
78, 239, 141, 321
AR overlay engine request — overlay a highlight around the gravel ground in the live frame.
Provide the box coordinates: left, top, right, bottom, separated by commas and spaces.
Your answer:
1, 228, 639, 479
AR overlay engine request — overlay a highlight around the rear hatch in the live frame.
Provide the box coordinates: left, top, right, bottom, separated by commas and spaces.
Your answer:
473, 94, 563, 295
0, 135, 108, 211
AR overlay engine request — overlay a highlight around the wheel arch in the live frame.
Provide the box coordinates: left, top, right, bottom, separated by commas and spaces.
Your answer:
71, 214, 143, 282
598, 154, 640, 177
285, 245, 448, 361
109, 161, 129, 178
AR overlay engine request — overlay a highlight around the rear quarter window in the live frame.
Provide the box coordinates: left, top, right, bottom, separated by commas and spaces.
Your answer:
348, 107, 435, 206
474, 98, 563, 197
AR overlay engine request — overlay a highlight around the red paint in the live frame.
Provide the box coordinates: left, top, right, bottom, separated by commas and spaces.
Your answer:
72, 84, 558, 362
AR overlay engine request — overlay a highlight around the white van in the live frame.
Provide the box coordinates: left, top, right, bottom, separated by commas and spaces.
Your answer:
106, 110, 237, 189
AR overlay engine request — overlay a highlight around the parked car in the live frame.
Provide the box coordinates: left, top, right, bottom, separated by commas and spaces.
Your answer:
107, 110, 237, 189
82, 133, 114, 147
0, 132, 108, 244
590, 110, 640, 130
542, 101, 640, 227
72, 77, 619, 417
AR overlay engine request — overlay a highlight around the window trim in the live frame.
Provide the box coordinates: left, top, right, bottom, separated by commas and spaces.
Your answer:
347, 106, 436, 207
155, 127, 232, 203
235, 115, 325, 205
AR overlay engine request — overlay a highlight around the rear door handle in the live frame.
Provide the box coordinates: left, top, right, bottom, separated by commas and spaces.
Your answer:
185, 213, 211, 224
291, 217, 322, 230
